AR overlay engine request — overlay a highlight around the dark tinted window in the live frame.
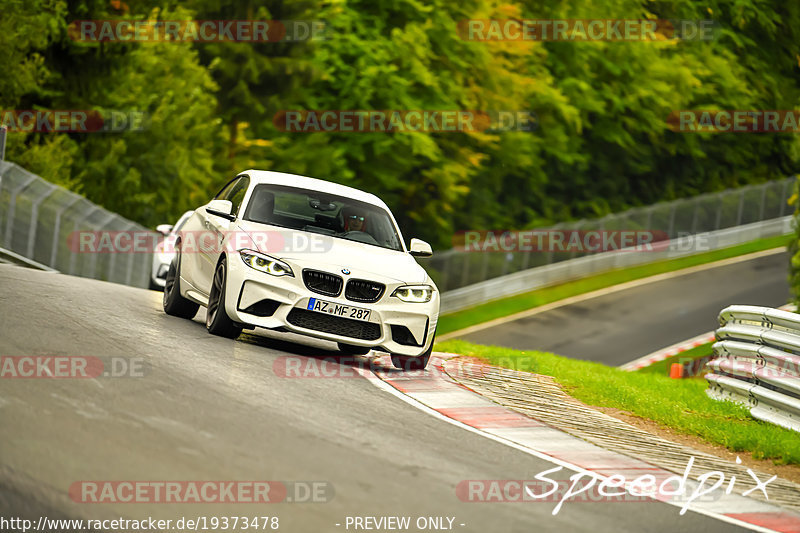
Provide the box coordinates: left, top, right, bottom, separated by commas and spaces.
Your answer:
225, 176, 250, 217
243, 184, 403, 251
213, 177, 238, 200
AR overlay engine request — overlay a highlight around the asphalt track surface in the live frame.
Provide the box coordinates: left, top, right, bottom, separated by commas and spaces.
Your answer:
459, 251, 791, 366
0, 265, 750, 532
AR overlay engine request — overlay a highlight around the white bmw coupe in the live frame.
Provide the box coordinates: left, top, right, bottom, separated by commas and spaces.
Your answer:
162, 170, 439, 370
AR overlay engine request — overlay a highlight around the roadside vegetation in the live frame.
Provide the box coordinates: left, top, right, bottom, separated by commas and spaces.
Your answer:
435, 339, 800, 465
438, 234, 792, 335
5, 1, 800, 248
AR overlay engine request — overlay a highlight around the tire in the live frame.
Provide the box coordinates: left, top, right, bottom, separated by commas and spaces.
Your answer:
391, 335, 434, 371
337, 343, 371, 356
162, 250, 199, 319
206, 258, 242, 339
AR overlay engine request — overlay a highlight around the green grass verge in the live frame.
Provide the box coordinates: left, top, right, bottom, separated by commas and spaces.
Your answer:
435, 339, 800, 465
438, 234, 792, 335
636, 342, 714, 377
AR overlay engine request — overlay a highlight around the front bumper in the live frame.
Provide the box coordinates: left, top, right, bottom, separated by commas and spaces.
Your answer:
223, 255, 439, 357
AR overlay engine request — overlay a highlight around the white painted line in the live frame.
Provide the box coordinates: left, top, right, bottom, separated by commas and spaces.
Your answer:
365, 355, 793, 532
439, 247, 786, 341
406, 390, 497, 409
619, 331, 716, 371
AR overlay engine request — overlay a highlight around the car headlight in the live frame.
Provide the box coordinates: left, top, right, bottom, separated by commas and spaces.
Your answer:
239, 249, 294, 277
391, 285, 433, 303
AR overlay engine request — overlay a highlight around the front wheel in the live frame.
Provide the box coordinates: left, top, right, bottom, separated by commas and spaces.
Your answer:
163, 251, 199, 319
206, 259, 242, 339
391, 335, 434, 371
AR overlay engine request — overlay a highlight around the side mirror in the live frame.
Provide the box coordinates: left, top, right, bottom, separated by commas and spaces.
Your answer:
409, 238, 433, 257
156, 224, 173, 236
206, 199, 235, 221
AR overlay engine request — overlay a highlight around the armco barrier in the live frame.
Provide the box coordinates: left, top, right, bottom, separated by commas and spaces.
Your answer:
0, 159, 794, 298
440, 217, 792, 314
706, 305, 800, 433
0, 161, 155, 287
425, 178, 794, 292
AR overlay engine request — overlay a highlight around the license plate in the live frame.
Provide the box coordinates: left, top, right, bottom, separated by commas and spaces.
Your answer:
307, 298, 371, 321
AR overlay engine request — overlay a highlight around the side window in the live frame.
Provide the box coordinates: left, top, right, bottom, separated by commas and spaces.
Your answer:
213, 177, 238, 200
225, 176, 250, 217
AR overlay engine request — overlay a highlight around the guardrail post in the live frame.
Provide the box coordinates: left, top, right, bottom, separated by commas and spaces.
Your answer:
124, 221, 139, 286
4, 173, 37, 249
0, 126, 7, 161
26, 183, 57, 259
521, 247, 531, 270
714, 194, 724, 230
758, 183, 767, 221
68, 205, 100, 275
480, 248, 490, 280
690, 199, 699, 234
50, 195, 82, 267
86, 212, 117, 279
779, 178, 791, 217
666, 204, 676, 238
459, 251, 471, 288
735, 189, 745, 226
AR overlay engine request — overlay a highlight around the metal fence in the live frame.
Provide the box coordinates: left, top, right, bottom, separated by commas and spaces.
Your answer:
0, 159, 795, 296
421, 178, 795, 293
707, 305, 800, 433
0, 161, 154, 287
439, 216, 792, 314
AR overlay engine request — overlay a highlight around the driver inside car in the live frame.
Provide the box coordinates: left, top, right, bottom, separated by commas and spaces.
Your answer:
343, 209, 367, 233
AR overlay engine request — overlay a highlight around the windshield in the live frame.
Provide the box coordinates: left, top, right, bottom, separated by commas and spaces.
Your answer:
243, 184, 404, 252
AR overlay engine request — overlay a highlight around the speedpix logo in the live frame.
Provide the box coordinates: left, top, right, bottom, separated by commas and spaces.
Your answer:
457, 456, 775, 516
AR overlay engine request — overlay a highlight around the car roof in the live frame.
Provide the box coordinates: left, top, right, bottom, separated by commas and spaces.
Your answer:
241, 170, 388, 210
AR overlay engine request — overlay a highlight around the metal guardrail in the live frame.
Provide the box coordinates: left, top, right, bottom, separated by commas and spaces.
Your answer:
441, 216, 792, 314
706, 305, 800, 433
424, 178, 795, 292
0, 161, 155, 287
1, 158, 795, 300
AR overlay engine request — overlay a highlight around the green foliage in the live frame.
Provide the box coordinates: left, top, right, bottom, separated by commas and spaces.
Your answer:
789, 178, 800, 306
437, 339, 800, 464
3, 0, 800, 241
